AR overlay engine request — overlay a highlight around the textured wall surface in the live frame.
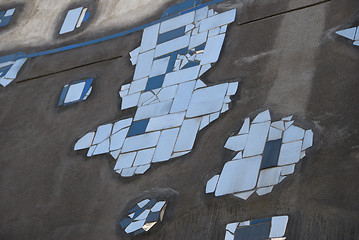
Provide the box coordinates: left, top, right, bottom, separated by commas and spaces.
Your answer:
0, 0, 358, 239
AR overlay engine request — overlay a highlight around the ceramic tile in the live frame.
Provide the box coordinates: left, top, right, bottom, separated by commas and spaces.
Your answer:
134, 100, 172, 121
195, 79, 206, 89
206, 175, 219, 193
151, 201, 166, 212
146, 112, 185, 132
224, 231, 234, 240
64, 82, 86, 103
257, 167, 281, 188
4, 8, 15, 17
189, 31, 208, 49
209, 111, 220, 122
157, 85, 178, 101
135, 209, 150, 220
110, 127, 129, 151
173, 118, 201, 152
280, 164, 295, 175
195, 6, 208, 22
221, 103, 229, 113
74, 132, 95, 150
335, 27, 357, 40
224, 135, 248, 152
158, 26, 186, 44
151, 127, 180, 162
114, 152, 137, 170
284, 120, 294, 129
121, 167, 136, 177
277, 140, 302, 166
139, 92, 155, 105
110, 150, 121, 159
134, 50, 155, 80
93, 124, 113, 145
199, 115, 210, 130
122, 131, 161, 153
220, 25, 228, 33
138, 199, 150, 208
170, 80, 196, 113
140, 24, 160, 52
154, 34, 191, 58
238, 118, 250, 134
256, 186, 273, 195
200, 34, 225, 65
226, 223, 239, 234
233, 190, 255, 200
163, 65, 200, 87
199, 64, 211, 76
208, 27, 220, 36
135, 164, 151, 174
145, 75, 165, 91
199, 9, 236, 32
269, 216, 289, 238
113, 118, 133, 134
76, 8, 88, 28
121, 92, 141, 109
150, 57, 170, 77
159, 11, 195, 34
171, 150, 190, 158
271, 121, 285, 131
125, 220, 146, 233
302, 129, 313, 150
234, 220, 270, 239
87, 145, 96, 157
243, 121, 271, 157
60, 7, 83, 34
129, 78, 148, 94
93, 139, 110, 155
128, 119, 150, 137
282, 125, 305, 143
268, 127, 283, 141
252, 110, 271, 123
260, 139, 282, 169
4, 58, 27, 80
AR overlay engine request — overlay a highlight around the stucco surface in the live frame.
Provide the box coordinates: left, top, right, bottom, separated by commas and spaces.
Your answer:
0, 0, 358, 239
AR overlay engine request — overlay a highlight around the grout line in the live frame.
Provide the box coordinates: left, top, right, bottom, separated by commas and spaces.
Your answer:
237, 0, 331, 26
17, 55, 123, 83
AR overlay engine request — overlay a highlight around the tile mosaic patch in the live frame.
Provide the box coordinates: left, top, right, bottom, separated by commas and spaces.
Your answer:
120, 199, 167, 236
206, 110, 314, 199
75, 2, 239, 178
0, 58, 27, 87
59, 7, 90, 34
58, 78, 93, 106
336, 26, 359, 47
0, 8, 15, 27
225, 216, 288, 240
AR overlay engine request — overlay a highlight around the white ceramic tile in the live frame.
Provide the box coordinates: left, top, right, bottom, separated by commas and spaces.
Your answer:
224, 134, 248, 151
200, 34, 225, 65
74, 132, 95, 150
171, 150, 190, 158
121, 92, 141, 110
233, 190, 255, 200
140, 24, 160, 52
215, 156, 261, 196
277, 140, 302, 166
199, 9, 236, 32
133, 50, 155, 80
208, 27, 220, 36
271, 120, 285, 131
224, 231, 234, 240
239, 221, 250, 227
195, 79, 206, 89
152, 128, 180, 162
154, 34, 191, 57
151, 201, 166, 212
121, 167, 136, 177
233, 151, 243, 160
221, 103, 229, 113
282, 116, 292, 121
335, 27, 357, 40
209, 111, 220, 122
93, 124, 113, 145
133, 148, 155, 166
125, 219, 146, 233
113, 118, 133, 134
122, 131, 161, 153
134, 100, 172, 120
226, 222, 239, 234
163, 65, 200, 87
256, 186, 273, 196
253, 110, 271, 123
83, 86, 92, 100
186, 83, 228, 118
269, 216, 289, 238
159, 11, 195, 34
173, 118, 201, 152
208, 9, 215, 17
195, 6, 208, 22
135, 209, 150, 220
110, 127, 129, 151
114, 152, 137, 170
139, 92, 155, 105
170, 80, 196, 113
189, 31, 208, 49
199, 115, 210, 130
5, 8, 15, 17
300, 150, 306, 159
238, 118, 250, 134
157, 85, 178, 101
2, 58, 26, 84
220, 25, 228, 33
93, 139, 110, 155
110, 149, 121, 159
283, 125, 305, 143
280, 164, 295, 175
243, 121, 271, 157
279, 176, 286, 183
59, 7, 83, 34
130, 47, 140, 59
354, 40, 359, 46
257, 167, 281, 188
206, 175, 219, 193
76, 8, 87, 28
284, 120, 294, 129
268, 127, 283, 141
302, 129, 313, 150
355, 28, 359, 40
195, 53, 203, 61
146, 112, 185, 132
143, 222, 157, 231
180, 58, 189, 69
64, 82, 86, 103
137, 199, 150, 208
129, 77, 148, 94
135, 164, 151, 174
199, 64, 211, 76
185, 24, 195, 33
227, 82, 238, 95
150, 56, 170, 77
0, 61, 14, 68
87, 145, 96, 157
120, 89, 129, 98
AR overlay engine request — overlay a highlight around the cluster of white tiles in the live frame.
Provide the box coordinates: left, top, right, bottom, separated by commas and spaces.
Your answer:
225, 216, 288, 240
75, 7, 238, 177
60, 7, 89, 34
0, 58, 27, 87
336, 26, 359, 46
206, 110, 313, 199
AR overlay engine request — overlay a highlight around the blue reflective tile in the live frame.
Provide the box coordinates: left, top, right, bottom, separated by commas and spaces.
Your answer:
146, 211, 160, 223
133, 228, 146, 236
0, 65, 11, 77
145, 199, 157, 208
58, 85, 69, 106
144, 75, 165, 91
234, 222, 270, 240
157, 26, 185, 44
260, 139, 282, 170
80, 78, 93, 100
83, 12, 90, 22
120, 218, 132, 229
0, 17, 10, 26
127, 119, 150, 137
195, 44, 206, 51
132, 207, 147, 219
166, 51, 178, 73
0, 11, 5, 18
154, 53, 172, 60
178, 47, 188, 55
128, 205, 140, 214
251, 217, 271, 225
182, 61, 199, 69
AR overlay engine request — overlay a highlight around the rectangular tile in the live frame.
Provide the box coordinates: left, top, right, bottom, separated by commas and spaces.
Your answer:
134, 100, 173, 121
140, 24, 160, 53
200, 34, 225, 65
114, 152, 137, 170
154, 34, 190, 58
199, 9, 236, 32
145, 75, 165, 91
121, 131, 161, 153
152, 128, 180, 162
59, 7, 83, 34
157, 26, 186, 44
133, 50, 155, 80
170, 80, 196, 113
243, 121, 271, 158
160, 11, 195, 34
146, 112, 185, 132
163, 65, 200, 87
64, 82, 86, 103
173, 118, 201, 152
150, 56, 170, 77
129, 77, 148, 94
189, 31, 208, 49
260, 139, 282, 169
133, 148, 156, 166
127, 119, 150, 137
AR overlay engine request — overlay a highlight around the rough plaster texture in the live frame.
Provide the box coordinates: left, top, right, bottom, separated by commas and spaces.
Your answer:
0, 0, 358, 239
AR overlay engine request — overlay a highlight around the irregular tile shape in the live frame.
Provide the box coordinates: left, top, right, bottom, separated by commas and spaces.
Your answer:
206, 175, 219, 193
60, 7, 83, 34
58, 78, 93, 106
74, 132, 95, 150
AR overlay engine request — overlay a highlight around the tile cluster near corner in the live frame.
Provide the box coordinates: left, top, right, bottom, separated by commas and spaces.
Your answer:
60, 7, 90, 34
206, 110, 313, 199
225, 216, 288, 240
0, 58, 27, 87
120, 199, 167, 236
74, 4, 239, 178
0, 8, 15, 27
58, 78, 93, 106
336, 26, 359, 46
